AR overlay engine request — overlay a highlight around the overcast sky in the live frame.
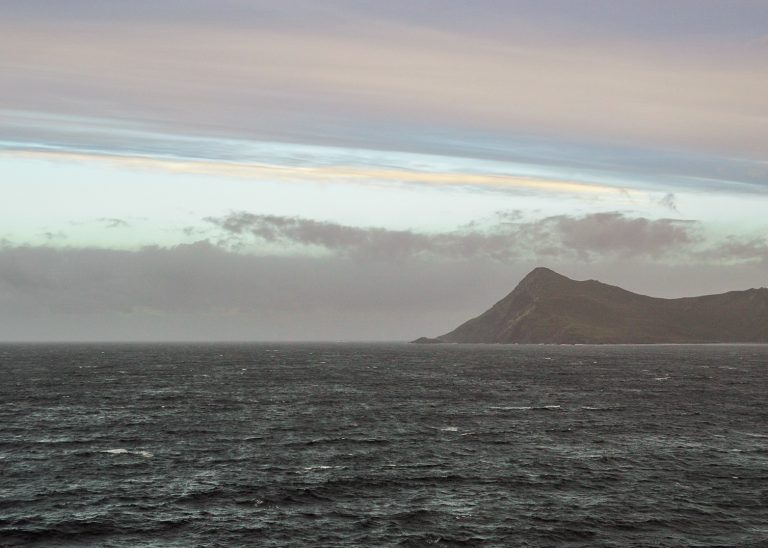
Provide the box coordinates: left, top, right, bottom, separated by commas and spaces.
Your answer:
1, 0, 767, 341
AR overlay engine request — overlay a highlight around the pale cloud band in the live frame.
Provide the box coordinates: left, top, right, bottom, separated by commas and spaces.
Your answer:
3, 110, 767, 197
3, 148, 615, 197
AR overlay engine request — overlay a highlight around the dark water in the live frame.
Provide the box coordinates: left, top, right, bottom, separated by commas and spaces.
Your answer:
1, 343, 767, 547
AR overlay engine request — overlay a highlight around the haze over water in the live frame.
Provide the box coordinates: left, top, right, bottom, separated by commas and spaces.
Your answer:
2, 343, 767, 546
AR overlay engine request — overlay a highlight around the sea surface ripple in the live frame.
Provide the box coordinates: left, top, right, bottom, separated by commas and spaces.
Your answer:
1, 343, 767, 546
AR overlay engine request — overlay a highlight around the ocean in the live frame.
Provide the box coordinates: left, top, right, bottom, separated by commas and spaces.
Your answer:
1, 343, 767, 547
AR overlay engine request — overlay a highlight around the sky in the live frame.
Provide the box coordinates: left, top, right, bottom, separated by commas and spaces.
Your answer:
1, 0, 767, 341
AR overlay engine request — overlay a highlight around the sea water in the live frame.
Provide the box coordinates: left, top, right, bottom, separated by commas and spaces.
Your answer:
1, 343, 767, 546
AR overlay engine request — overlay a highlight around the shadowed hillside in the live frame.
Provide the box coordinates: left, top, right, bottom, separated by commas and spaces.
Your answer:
416, 267, 768, 344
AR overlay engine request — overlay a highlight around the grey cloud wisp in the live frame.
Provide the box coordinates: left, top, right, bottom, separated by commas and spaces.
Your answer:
205, 211, 702, 261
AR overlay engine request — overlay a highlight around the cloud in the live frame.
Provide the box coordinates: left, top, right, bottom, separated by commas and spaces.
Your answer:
4, 111, 768, 197
205, 211, 705, 262
39, 231, 67, 242
553, 213, 698, 260
1, 239, 766, 342
697, 236, 768, 263
98, 217, 129, 229
0, 242, 526, 340
1, 7, 766, 161
2, 148, 614, 197
658, 193, 679, 212
207, 212, 442, 260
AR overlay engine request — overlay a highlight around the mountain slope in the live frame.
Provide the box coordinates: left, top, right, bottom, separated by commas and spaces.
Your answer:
419, 267, 768, 344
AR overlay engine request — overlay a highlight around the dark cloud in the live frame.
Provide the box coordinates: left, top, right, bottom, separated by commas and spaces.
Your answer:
206, 213, 469, 260
697, 236, 768, 263
658, 193, 679, 212
553, 213, 698, 260
206, 211, 702, 261
39, 231, 67, 241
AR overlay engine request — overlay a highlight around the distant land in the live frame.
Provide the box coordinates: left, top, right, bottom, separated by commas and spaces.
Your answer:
414, 267, 768, 344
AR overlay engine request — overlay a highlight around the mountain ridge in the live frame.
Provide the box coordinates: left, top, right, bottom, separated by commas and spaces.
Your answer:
414, 267, 768, 344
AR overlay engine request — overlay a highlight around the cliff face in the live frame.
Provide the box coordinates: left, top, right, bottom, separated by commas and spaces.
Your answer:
421, 267, 768, 344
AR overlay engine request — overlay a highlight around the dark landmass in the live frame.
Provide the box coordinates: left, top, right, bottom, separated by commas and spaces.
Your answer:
411, 337, 444, 344
413, 267, 768, 344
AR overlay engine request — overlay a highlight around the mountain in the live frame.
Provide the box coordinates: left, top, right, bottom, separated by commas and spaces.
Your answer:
414, 267, 768, 344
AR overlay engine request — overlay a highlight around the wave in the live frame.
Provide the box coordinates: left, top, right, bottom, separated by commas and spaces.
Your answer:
425, 426, 460, 432
489, 405, 561, 411
288, 437, 390, 447
737, 432, 768, 439
100, 448, 153, 458
580, 406, 626, 412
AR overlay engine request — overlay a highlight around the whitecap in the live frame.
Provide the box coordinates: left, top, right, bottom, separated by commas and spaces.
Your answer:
581, 406, 623, 411
489, 405, 561, 411
102, 448, 153, 458
489, 406, 533, 411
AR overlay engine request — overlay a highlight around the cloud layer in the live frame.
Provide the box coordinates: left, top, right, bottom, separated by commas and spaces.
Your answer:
2, 2, 767, 160
1, 237, 765, 342
2, 208, 765, 341
206, 211, 705, 262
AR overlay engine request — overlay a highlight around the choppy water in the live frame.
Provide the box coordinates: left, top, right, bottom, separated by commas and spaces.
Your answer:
1, 343, 767, 547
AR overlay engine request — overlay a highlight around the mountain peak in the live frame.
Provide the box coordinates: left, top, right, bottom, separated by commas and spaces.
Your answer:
414, 270, 768, 344
525, 266, 563, 278
521, 266, 569, 281
515, 267, 574, 293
